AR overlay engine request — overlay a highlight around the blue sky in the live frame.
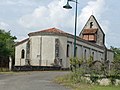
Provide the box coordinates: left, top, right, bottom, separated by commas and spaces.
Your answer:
0, 0, 120, 48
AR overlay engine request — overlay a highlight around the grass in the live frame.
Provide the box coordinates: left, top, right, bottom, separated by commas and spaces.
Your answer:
0, 68, 9, 72
91, 86, 120, 90
0, 68, 31, 75
55, 74, 120, 90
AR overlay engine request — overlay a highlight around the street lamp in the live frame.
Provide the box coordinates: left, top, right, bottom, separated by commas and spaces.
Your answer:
63, 0, 78, 57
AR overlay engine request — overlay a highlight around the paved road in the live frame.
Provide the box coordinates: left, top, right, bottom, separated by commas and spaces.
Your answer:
0, 71, 71, 90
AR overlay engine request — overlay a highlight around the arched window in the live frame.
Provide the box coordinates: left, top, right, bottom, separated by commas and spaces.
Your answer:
21, 49, 25, 59
75, 47, 77, 57
92, 52, 94, 61
66, 44, 69, 57
90, 22, 93, 28
84, 49, 87, 60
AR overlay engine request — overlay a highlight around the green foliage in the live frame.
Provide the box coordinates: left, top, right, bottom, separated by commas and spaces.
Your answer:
0, 29, 16, 69
109, 63, 120, 76
55, 74, 120, 90
70, 68, 89, 83
70, 57, 84, 67
0, 68, 9, 72
0, 29, 16, 57
69, 56, 120, 86
90, 75, 99, 84
87, 56, 94, 64
110, 46, 120, 62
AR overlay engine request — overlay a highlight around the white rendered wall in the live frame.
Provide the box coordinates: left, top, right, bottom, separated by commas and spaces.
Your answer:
15, 41, 27, 66
29, 35, 68, 68
67, 37, 105, 63
29, 36, 41, 66
15, 34, 111, 68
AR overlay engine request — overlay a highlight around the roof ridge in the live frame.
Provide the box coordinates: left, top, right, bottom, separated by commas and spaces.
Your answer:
15, 38, 29, 46
28, 27, 67, 36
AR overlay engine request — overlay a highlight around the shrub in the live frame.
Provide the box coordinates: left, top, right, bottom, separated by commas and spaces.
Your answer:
69, 57, 120, 86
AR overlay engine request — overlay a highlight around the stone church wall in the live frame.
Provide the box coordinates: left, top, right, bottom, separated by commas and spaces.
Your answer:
29, 35, 68, 68
15, 40, 28, 66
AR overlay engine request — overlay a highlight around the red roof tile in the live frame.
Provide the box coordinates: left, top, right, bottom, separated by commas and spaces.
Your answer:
15, 27, 105, 50
83, 29, 98, 34
28, 28, 66, 36
40, 28, 65, 33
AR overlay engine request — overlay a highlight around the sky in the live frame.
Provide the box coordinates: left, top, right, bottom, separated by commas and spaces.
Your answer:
0, 0, 120, 48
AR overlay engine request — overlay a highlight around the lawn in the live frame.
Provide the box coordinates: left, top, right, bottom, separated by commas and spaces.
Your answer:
90, 85, 120, 90
74, 85, 120, 90
55, 75, 120, 90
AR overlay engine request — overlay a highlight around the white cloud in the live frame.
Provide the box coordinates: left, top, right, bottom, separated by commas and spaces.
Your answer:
0, 22, 9, 30
19, 0, 74, 33
78, 0, 108, 33
19, 0, 108, 34
0, 0, 37, 6
100, 20, 109, 33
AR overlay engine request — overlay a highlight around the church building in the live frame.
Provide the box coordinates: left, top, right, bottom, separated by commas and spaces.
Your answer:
15, 15, 113, 69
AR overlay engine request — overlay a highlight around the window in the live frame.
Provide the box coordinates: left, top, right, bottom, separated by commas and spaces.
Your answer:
83, 34, 96, 42
66, 44, 69, 57
55, 39, 59, 57
89, 35, 95, 41
92, 52, 94, 61
21, 49, 25, 59
84, 50, 87, 60
83, 35, 89, 40
90, 22, 93, 28
75, 47, 77, 57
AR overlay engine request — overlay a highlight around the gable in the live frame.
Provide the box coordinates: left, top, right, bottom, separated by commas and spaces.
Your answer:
79, 15, 105, 46
79, 15, 105, 36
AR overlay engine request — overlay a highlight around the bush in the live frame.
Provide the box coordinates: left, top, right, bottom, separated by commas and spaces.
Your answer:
69, 57, 120, 86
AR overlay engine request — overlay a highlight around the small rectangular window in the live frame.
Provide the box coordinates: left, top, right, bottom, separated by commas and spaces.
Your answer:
89, 35, 95, 40
83, 35, 89, 40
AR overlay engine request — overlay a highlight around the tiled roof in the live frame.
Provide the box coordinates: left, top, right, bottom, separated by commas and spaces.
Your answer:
39, 28, 65, 33
28, 28, 66, 36
83, 29, 98, 34
15, 38, 29, 46
16, 27, 105, 50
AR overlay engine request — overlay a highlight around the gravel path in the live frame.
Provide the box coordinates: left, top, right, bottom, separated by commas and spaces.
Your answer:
0, 71, 71, 90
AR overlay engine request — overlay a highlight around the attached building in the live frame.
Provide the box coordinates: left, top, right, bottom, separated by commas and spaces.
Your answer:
15, 15, 113, 69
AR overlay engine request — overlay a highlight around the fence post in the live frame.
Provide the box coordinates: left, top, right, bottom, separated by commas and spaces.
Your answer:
9, 56, 12, 71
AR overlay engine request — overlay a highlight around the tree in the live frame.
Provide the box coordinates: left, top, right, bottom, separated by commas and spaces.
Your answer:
110, 46, 120, 62
0, 29, 16, 69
